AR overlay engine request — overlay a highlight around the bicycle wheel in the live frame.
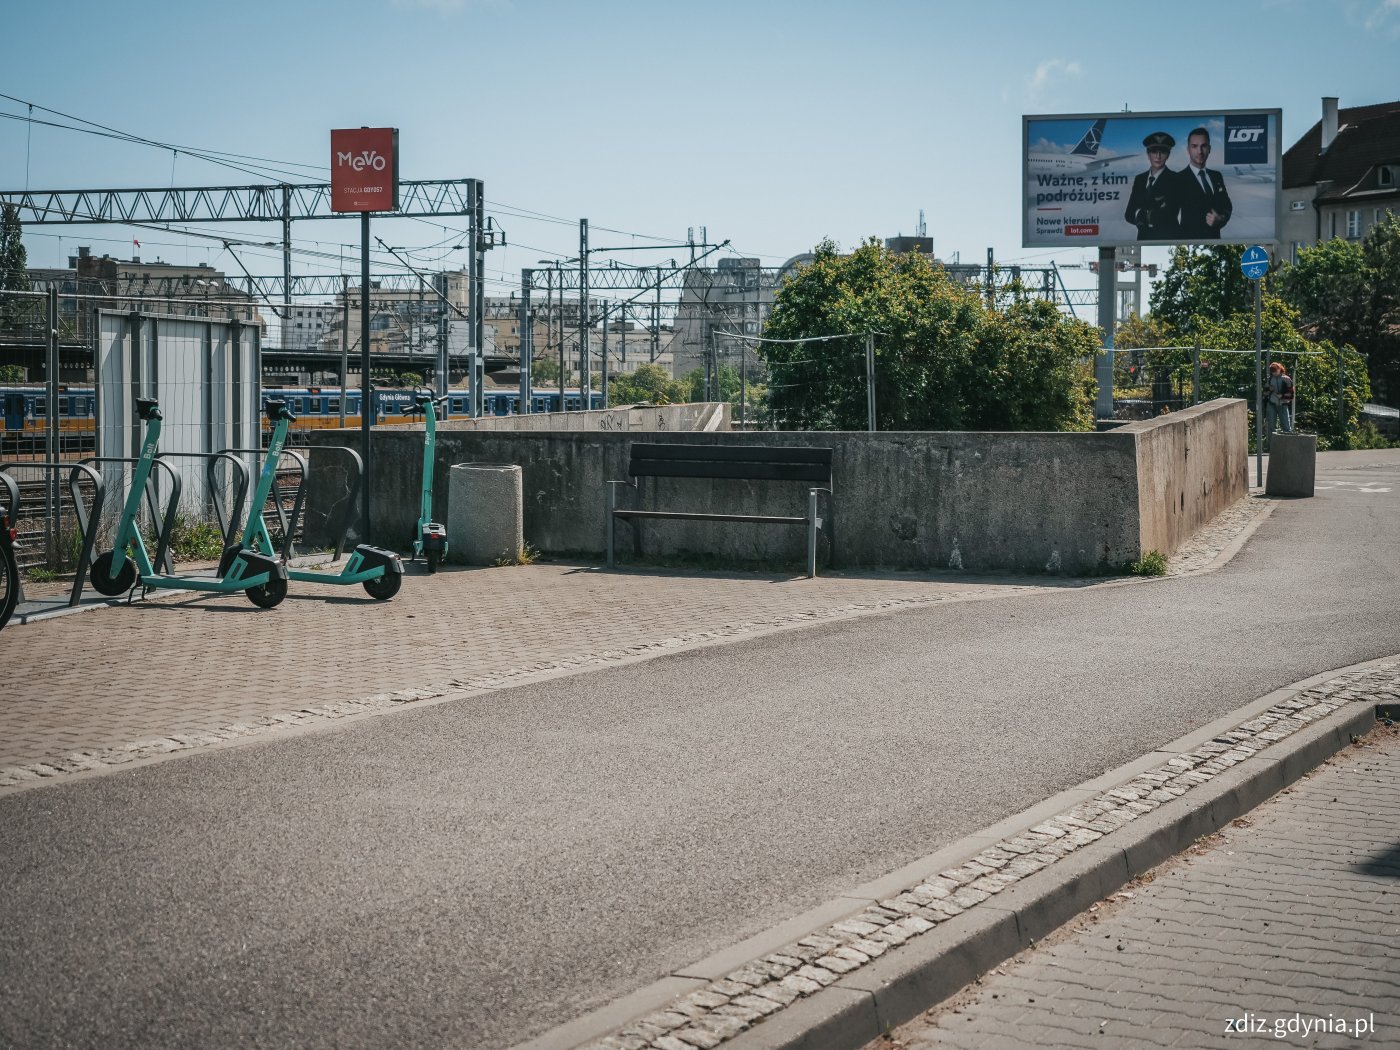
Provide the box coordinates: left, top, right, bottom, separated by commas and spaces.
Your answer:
0, 538, 17, 631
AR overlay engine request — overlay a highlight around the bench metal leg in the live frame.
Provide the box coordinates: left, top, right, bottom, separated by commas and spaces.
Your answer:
807, 488, 817, 578
606, 487, 616, 569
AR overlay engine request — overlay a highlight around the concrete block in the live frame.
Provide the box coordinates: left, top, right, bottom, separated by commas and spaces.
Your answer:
1265, 433, 1316, 497
448, 463, 523, 565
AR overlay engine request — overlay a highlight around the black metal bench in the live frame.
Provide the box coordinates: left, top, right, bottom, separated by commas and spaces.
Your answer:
606, 443, 834, 577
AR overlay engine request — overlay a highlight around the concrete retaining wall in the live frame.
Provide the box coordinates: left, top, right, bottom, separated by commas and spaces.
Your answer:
303, 398, 1247, 575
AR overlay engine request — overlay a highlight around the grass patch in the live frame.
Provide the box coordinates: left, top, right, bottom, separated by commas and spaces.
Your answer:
1125, 549, 1168, 576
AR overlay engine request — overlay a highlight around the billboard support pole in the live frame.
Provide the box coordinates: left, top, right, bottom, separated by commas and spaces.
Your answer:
1096, 246, 1115, 421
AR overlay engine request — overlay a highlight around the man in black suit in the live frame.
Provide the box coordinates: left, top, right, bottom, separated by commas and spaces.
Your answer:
1123, 131, 1182, 241
1178, 127, 1232, 239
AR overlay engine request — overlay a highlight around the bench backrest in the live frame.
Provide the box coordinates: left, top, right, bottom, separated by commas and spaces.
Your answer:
628, 443, 832, 484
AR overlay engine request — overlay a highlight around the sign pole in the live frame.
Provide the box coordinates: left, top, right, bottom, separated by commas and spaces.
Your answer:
361, 210, 372, 541
1240, 245, 1270, 489
331, 126, 398, 546
1254, 276, 1263, 488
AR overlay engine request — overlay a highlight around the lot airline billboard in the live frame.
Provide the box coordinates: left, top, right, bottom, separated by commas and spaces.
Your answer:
1022, 109, 1280, 248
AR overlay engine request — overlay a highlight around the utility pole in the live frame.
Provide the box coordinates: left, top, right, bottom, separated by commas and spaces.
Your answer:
600, 300, 609, 405
556, 261, 565, 408
519, 268, 533, 414
652, 282, 661, 363
579, 218, 589, 405
472, 179, 486, 418
339, 275, 349, 428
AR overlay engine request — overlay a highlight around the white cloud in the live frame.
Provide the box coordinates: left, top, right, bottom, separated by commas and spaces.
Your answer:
1027, 58, 1083, 98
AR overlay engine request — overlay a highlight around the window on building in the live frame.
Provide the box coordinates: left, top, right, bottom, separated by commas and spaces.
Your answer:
1347, 210, 1362, 238
1291, 242, 1303, 264
1380, 166, 1394, 187
1329, 213, 1337, 238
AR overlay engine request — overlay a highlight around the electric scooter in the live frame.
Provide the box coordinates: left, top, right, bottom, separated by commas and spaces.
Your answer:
90, 397, 289, 607
408, 391, 448, 573
238, 407, 404, 600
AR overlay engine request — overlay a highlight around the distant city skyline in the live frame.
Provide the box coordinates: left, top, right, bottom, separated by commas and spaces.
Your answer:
3, 0, 1398, 307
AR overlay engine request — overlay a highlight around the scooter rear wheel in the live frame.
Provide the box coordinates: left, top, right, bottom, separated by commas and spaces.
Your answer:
246, 576, 288, 609
0, 537, 18, 631
363, 571, 402, 601
90, 550, 137, 597
426, 549, 439, 575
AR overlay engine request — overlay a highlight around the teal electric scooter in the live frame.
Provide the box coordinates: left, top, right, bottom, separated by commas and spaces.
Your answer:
238, 405, 404, 600
408, 391, 448, 573
90, 397, 289, 608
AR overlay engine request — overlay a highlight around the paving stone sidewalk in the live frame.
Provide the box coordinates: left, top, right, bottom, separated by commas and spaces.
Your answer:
878, 709, 1400, 1049
0, 561, 1057, 786
0, 493, 1271, 791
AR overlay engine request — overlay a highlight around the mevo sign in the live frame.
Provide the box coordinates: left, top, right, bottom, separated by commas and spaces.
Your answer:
330, 128, 399, 212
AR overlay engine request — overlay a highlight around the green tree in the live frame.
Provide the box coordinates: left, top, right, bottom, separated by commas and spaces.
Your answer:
760, 238, 1094, 431
530, 356, 561, 386
607, 363, 684, 406
1184, 296, 1367, 450
397, 371, 424, 388
1280, 216, 1400, 404
0, 204, 26, 293
1, 203, 28, 330
0, 364, 25, 382
1149, 244, 1252, 335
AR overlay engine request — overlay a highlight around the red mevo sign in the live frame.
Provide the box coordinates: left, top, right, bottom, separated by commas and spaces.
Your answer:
330, 128, 399, 213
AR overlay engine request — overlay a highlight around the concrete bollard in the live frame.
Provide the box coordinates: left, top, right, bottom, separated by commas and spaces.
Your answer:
1265, 433, 1317, 498
448, 463, 524, 565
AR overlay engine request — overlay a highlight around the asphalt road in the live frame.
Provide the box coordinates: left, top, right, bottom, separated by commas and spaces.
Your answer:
2, 454, 1398, 1050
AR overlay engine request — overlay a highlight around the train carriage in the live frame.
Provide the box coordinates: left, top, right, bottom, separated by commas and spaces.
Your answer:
2, 384, 607, 451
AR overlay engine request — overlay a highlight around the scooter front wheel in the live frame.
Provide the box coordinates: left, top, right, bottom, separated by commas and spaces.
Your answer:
363, 571, 402, 601
90, 550, 137, 597
246, 576, 288, 609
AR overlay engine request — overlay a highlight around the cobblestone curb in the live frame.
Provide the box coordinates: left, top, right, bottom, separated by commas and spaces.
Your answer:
570, 660, 1400, 1050
0, 589, 1037, 791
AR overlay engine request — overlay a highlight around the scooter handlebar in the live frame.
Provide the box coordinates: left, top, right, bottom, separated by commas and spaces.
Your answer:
264, 399, 298, 423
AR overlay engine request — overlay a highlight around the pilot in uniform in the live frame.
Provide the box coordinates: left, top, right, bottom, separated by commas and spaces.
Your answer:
1124, 131, 1182, 241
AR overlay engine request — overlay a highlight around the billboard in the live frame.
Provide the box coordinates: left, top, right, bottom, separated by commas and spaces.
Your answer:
330, 127, 399, 213
1022, 109, 1280, 248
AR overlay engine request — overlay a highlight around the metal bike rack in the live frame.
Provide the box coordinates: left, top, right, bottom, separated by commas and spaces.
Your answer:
79, 456, 182, 577
291, 445, 365, 561
221, 447, 308, 562
0, 461, 108, 608
153, 451, 251, 548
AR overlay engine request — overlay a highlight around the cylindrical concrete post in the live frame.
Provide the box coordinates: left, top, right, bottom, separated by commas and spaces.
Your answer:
448, 463, 524, 565
1264, 433, 1317, 498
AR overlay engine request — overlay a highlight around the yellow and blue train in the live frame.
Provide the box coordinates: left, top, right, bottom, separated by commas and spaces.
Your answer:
1, 384, 606, 448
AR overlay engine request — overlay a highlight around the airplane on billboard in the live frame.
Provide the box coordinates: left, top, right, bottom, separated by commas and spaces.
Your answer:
1026, 119, 1127, 175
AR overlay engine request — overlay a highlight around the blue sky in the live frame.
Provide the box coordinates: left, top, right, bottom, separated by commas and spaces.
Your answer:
3, 0, 1398, 302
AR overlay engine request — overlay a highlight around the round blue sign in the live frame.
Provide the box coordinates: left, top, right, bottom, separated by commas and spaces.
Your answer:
1241, 245, 1270, 280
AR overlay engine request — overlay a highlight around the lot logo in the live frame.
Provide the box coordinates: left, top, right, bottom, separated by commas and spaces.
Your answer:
1224, 116, 1268, 164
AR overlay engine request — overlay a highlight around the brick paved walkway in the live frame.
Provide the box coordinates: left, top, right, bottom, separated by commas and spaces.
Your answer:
879, 717, 1400, 1049
0, 561, 1061, 784
0, 491, 1275, 792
